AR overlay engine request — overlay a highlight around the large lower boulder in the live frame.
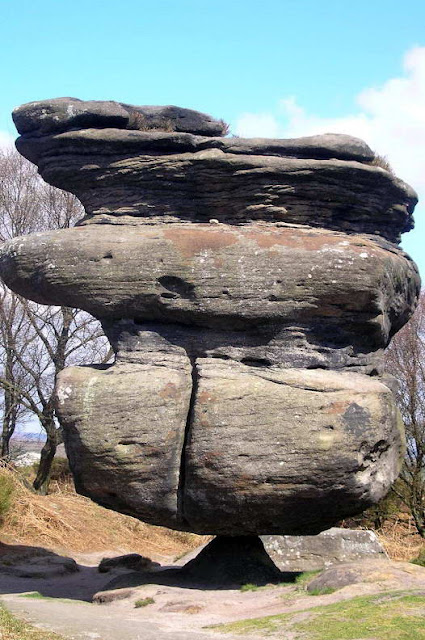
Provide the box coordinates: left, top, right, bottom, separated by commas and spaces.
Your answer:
56, 355, 404, 535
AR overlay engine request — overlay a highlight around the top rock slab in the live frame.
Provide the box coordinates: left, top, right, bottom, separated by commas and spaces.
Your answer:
12, 97, 376, 162
11, 98, 418, 243
12, 97, 228, 137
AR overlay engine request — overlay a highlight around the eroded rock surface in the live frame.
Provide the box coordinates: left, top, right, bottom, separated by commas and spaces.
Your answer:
11, 99, 417, 242
0, 97, 420, 535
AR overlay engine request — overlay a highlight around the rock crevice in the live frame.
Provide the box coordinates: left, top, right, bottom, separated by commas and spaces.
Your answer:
177, 355, 199, 526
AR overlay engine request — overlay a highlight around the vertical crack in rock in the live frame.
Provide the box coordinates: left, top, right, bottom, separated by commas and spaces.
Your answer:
177, 355, 198, 524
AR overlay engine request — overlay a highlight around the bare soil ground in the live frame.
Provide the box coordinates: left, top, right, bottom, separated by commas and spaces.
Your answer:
1, 551, 425, 640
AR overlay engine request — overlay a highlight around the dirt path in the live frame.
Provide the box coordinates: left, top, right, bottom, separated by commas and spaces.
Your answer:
3, 577, 420, 640
0, 581, 371, 640
1, 549, 425, 640
2, 594, 235, 640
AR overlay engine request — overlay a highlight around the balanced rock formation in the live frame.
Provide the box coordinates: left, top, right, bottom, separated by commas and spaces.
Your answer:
0, 98, 420, 536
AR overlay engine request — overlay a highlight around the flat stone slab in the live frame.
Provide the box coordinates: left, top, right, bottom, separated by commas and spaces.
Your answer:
98, 553, 160, 573
306, 558, 425, 592
10, 98, 417, 242
1, 225, 418, 345
262, 528, 387, 571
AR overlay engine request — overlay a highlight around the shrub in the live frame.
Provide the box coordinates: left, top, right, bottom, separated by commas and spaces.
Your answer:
341, 482, 403, 530
0, 472, 14, 523
219, 119, 230, 136
134, 597, 155, 608
48, 457, 71, 482
308, 587, 336, 596
294, 570, 321, 586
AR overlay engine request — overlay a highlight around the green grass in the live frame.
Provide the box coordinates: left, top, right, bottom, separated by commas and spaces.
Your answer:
240, 583, 259, 592
294, 570, 321, 586
307, 586, 336, 596
19, 592, 88, 605
209, 591, 425, 639
0, 602, 66, 639
239, 571, 324, 595
411, 548, 425, 567
134, 597, 155, 608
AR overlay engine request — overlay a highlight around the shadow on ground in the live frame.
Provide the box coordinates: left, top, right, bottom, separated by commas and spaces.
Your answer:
102, 565, 300, 592
0, 542, 115, 601
0, 539, 301, 600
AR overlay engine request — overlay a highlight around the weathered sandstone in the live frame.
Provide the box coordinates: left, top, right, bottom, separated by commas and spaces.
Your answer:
0, 97, 420, 536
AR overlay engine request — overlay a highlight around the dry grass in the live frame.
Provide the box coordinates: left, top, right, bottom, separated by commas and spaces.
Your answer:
126, 110, 230, 136
0, 463, 208, 559
370, 153, 394, 174
127, 111, 175, 132
376, 514, 425, 562
219, 119, 230, 136
2, 462, 422, 565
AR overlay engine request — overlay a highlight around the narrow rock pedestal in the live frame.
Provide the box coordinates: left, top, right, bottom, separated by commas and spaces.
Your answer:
105, 536, 288, 591
176, 536, 286, 586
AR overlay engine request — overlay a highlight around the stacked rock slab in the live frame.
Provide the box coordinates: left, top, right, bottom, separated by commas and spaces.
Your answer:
1, 97, 420, 535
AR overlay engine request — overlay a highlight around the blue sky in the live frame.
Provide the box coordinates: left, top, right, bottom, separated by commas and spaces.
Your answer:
1, 0, 424, 274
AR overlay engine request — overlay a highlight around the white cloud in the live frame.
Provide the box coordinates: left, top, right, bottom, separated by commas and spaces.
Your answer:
0, 131, 14, 150
235, 112, 281, 139
235, 46, 425, 195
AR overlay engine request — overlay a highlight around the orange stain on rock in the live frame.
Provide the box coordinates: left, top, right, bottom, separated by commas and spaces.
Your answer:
163, 227, 238, 258
159, 382, 178, 399
324, 400, 351, 415
241, 227, 384, 256
198, 390, 215, 403
243, 228, 343, 251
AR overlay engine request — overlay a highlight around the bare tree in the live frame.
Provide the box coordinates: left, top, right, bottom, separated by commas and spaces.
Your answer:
385, 291, 425, 537
0, 147, 111, 493
3, 301, 109, 493
0, 285, 31, 457
0, 146, 78, 239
